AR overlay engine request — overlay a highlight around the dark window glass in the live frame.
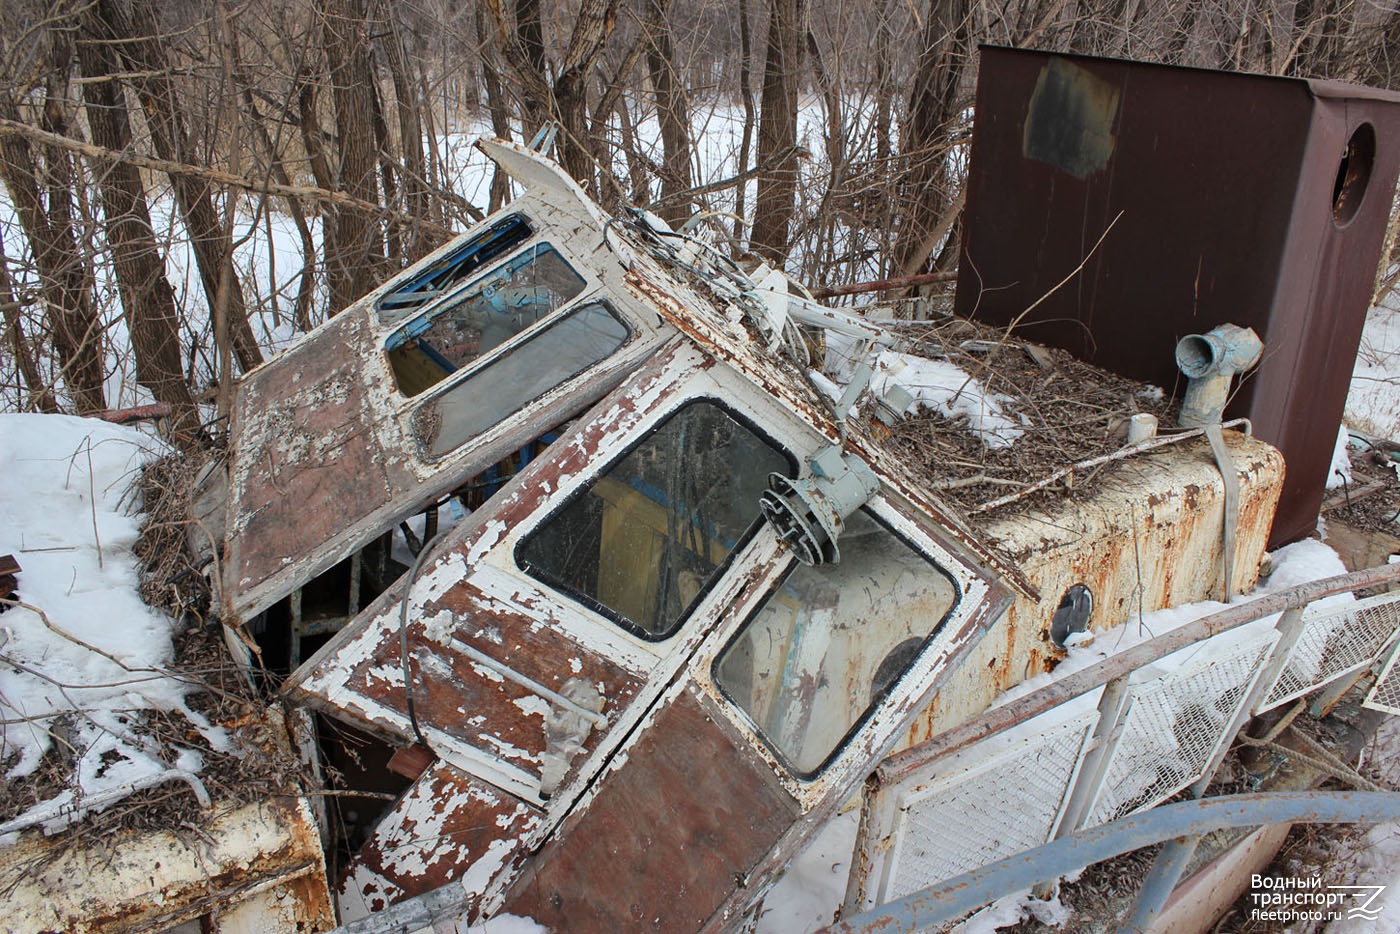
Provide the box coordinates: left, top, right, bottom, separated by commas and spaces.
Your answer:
376, 215, 532, 322
386, 244, 585, 397
714, 510, 959, 777
517, 401, 791, 640
413, 301, 631, 458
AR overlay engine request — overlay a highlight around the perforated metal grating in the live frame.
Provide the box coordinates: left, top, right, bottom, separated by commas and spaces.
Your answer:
1086, 629, 1276, 827
1363, 639, 1400, 716
1262, 593, 1400, 710
883, 708, 1095, 901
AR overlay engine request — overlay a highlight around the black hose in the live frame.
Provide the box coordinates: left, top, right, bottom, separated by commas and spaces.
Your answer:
399, 530, 445, 750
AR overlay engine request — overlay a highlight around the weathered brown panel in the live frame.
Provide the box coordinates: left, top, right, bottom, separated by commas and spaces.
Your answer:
336, 577, 644, 779
502, 687, 800, 930
956, 47, 1400, 547
339, 762, 541, 919
225, 312, 394, 597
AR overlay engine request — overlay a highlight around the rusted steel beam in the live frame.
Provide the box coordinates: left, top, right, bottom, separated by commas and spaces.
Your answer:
810, 270, 958, 300
877, 561, 1400, 785
825, 791, 1400, 934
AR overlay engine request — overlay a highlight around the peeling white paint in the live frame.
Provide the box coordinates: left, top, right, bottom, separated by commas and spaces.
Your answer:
458, 836, 518, 898
512, 695, 551, 719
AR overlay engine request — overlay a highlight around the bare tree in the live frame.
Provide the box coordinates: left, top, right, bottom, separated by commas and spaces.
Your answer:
751, 0, 808, 263
79, 5, 201, 442
318, 0, 385, 314
0, 82, 106, 414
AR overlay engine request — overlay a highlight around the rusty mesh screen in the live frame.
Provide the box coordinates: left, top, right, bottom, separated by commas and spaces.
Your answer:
1363, 639, 1400, 716
880, 706, 1096, 902
1261, 593, 1400, 710
1086, 629, 1277, 827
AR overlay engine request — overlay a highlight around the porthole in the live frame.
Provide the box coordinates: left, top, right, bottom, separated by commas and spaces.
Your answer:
1333, 123, 1375, 228
1050, 584, 1094, 648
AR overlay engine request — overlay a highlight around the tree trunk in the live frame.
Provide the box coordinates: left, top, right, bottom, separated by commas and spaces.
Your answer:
377, 0, 438, 260
319, 0, 384, 314
553, 0, 619, 191
78, 8, 201, 442
734, 0, 757, 245
0, 238, 58, 412
476, 0, 514, 212
644, 0, 693, 226
103, 0, 263, 373
513, 0, 549, 134
0, 90, 107, 414
893, 0, 971, 278
750, 0, 807, 265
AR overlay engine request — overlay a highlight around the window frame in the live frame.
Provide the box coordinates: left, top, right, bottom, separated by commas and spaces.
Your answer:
710, 505, 962, 780
374, 213, 534, 322
513, 396, 798, 643
384, 240, 594, 402
410, 298, 635, 461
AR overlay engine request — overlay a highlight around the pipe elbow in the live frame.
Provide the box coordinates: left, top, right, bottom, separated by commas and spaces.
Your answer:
1175, 324, 1263, 427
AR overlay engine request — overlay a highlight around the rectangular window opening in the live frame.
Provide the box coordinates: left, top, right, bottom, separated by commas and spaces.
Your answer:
376, 214, 532, 323
412, 301, 632, 458
714, 509, 961, 778
386, 243, 585, 398
516, 400, 793, 641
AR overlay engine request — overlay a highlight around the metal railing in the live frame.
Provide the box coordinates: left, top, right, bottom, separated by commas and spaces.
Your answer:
844, 562, 1400, 921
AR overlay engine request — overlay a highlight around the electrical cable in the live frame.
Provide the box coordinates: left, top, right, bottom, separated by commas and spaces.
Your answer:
399, 530, 445, 750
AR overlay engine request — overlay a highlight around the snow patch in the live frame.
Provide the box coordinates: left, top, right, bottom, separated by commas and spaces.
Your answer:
869, 351, 1027, 448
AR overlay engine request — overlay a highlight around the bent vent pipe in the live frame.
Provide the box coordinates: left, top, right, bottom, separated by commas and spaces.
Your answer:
1175, 324, 1263, 428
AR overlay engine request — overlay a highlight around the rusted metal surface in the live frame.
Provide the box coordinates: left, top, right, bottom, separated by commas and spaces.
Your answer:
955, 46, 1400, 547
387, 743, 434, 780
225, 311, 395, 615
0, 552, 17, 604
234, 121, 1310, 933
877, 560, 1400, 788
624, 267, 1035, 600
283, 319, 1016, 925
502, 686, 803, 930
338, 762, 541, 922
903, 430, 1284, 740
0, 795, 333, 932
97, 402, 173, 424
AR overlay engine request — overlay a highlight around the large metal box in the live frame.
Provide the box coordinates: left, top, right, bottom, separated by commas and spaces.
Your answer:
954, 46, 1400, 546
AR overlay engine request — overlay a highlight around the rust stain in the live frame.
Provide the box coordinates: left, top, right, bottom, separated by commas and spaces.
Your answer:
338, 578, 643, 780
503, 687, 801, 930
341, 762, 540, 915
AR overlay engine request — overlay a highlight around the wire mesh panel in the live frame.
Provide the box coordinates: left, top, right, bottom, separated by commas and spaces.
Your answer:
1260, 592, 1400, 711
1363, 638, 1400, 716
873, 700, 1098, 904
1085, 628, 1277, 827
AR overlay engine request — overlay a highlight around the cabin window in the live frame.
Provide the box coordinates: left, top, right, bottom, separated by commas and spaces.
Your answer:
516, 400, 792, 641
412, 301, 632, 458
714, 509, 959, 778
376, 214, 532, 323
386, 244, 586, 397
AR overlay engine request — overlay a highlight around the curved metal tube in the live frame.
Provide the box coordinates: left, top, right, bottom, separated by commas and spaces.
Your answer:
1176, 324, 1263, 428
826, 791, 1400, 933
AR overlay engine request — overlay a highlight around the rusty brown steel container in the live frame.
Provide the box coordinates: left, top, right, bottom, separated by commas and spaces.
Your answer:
954, 46, 1400, 547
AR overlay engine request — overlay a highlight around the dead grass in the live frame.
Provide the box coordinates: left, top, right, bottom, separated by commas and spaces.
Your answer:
867, 315, 1179, 515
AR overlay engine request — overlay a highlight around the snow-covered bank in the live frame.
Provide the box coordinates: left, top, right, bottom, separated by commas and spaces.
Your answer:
0, 414, 227, 838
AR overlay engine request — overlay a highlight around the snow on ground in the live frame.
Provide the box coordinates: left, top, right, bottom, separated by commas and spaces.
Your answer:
1346, 289, 1400, 443
1324, 717, 1400, 933
757, 810, 861, 933
0, 414, 227, 839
